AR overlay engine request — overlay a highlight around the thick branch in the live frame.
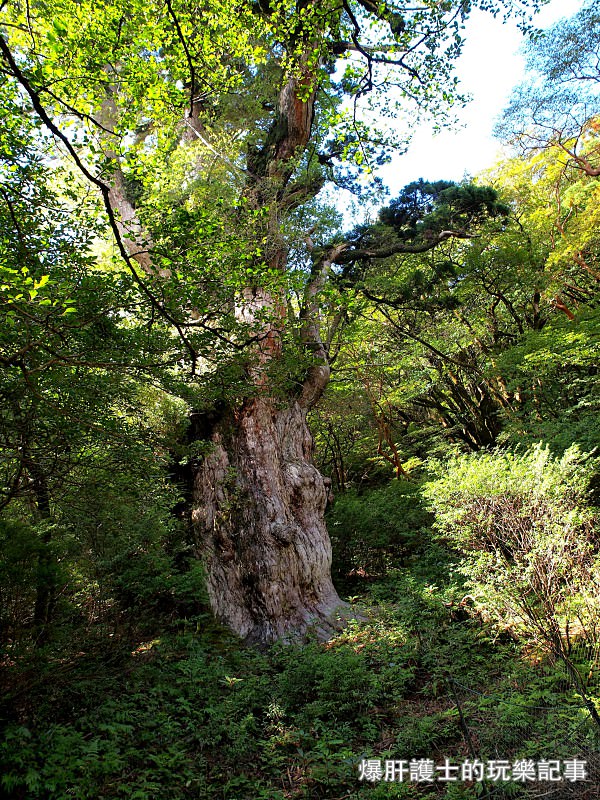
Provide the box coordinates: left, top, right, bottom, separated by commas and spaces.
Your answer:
333, 229, 475, 264
280, 174, 326, 211
298, 243, 347, 408
247, 42, 321, 191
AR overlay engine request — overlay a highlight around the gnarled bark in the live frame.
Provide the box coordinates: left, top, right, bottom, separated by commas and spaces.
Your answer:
190, 242, 349, 643
186, 29, 350, 644
192, 397, 346, 644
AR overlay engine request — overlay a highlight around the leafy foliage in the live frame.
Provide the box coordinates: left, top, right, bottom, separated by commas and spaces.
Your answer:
425, 444, 600, 666
327, 481, 432, 588
499, 1, 600, 153
2, 0, 600, 797
379, 181, 509, 239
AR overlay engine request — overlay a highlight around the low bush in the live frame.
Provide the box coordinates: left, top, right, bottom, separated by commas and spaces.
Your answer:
327, 481, 433, 589
424, 444, 600, 679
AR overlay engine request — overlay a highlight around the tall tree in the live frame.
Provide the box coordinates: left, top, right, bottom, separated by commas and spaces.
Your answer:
1, 0, 533, 643
498, 1, 600, 176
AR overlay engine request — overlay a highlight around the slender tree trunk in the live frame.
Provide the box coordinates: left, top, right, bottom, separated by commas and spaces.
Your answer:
29, 463, 54, 645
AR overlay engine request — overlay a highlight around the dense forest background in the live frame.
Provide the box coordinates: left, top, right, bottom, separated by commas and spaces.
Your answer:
1, 0, 600, 797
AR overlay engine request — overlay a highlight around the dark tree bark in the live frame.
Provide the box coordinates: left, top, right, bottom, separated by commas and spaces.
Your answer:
28, 462, 54, 644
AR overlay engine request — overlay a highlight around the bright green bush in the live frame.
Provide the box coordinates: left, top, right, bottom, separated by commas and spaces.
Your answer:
497, 309, 600, 454
423, 444, 600, 648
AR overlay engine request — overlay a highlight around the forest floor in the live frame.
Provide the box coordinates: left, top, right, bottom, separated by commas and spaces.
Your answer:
2, 531, 600, 800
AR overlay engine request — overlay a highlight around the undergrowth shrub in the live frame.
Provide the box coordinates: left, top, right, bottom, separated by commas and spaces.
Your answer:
0, 519, 48, 642
424, 444, 600, 713
275, 642, 378, 725
327, 481, 433, 588
496, 308, 600, 454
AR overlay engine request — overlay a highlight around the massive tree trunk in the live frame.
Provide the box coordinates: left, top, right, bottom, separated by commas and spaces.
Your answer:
186, 23, 350, 643
92, 4, 349, 644
192, 397, 345, 643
